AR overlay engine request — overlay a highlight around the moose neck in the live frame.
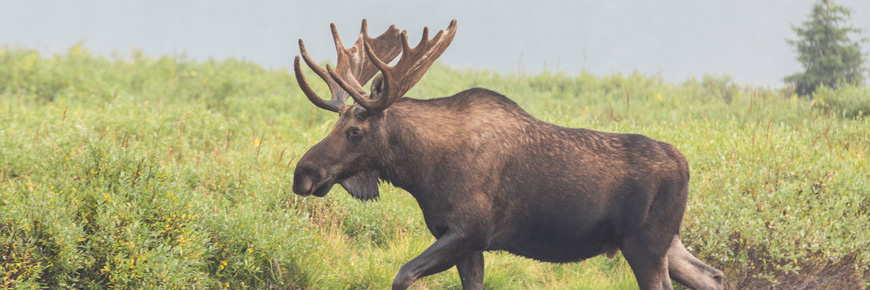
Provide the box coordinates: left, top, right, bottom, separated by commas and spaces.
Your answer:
369, 93, 534, 200
372, 99, 470, 197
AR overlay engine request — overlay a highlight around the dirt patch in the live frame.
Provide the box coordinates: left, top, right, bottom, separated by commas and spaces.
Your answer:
723, 252, 867, 289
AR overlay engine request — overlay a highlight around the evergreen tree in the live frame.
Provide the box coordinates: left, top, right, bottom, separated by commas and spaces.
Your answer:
785, 0, 867, 96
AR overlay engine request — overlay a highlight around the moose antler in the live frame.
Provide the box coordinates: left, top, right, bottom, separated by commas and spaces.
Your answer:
328, 19, 458, 114
295, 19, 402, 112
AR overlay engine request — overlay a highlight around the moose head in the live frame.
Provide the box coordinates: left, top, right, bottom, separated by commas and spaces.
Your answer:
292, 19, 457, 201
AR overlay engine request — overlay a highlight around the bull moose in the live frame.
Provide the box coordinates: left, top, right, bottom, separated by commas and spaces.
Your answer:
291, 19, 725, 290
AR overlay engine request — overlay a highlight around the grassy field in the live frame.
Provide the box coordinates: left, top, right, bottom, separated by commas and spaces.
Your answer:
1, 45, 868, 289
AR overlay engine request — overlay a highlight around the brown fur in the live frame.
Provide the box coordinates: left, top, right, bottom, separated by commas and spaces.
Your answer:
293, 88, 724, 290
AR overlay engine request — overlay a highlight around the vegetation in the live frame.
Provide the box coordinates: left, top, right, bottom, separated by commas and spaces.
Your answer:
1, 45, 868, 289
785, 0, 867, 96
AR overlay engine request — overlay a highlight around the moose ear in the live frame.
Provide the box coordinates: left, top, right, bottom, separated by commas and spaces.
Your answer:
339, 170, 380, 201
369, 74, 385, 99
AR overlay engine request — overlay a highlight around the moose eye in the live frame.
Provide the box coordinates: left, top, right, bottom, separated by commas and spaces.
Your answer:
347, 127, 362, 138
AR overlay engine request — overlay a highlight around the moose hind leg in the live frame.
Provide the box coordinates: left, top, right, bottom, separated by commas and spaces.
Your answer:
667, 236, 725, 290
621, 229, 675, 290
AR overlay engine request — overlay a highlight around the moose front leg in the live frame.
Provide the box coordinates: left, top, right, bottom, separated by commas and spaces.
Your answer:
456, 251, 484, 290
392, 231, 485, 290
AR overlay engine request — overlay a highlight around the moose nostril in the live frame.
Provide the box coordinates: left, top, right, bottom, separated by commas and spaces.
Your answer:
293, 174, 315, 195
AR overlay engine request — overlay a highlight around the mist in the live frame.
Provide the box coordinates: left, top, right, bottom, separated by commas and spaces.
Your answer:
2, 0, 869, 86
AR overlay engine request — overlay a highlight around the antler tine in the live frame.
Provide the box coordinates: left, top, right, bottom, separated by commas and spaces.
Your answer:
419, 26, 429, 47
400, 31, 412, 55
296, 40, 343, 112
345, 19, 458, 113
295, 56, 336, 112
330, 23, 367, 101
330, 23, 346, 54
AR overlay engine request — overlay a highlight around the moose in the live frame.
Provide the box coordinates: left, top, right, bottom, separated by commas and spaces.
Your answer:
291, 19, 725, 290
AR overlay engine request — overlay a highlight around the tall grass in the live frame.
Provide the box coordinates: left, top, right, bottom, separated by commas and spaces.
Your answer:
1, 45, 868, 288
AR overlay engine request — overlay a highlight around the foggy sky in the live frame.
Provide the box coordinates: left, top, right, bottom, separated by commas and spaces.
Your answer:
2, 0, 869, 86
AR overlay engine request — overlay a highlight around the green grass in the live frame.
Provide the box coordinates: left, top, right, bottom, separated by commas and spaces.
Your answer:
1, 45, 868, 289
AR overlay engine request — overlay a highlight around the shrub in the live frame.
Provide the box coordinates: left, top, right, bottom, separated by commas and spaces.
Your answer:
812, 85, 870, 118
